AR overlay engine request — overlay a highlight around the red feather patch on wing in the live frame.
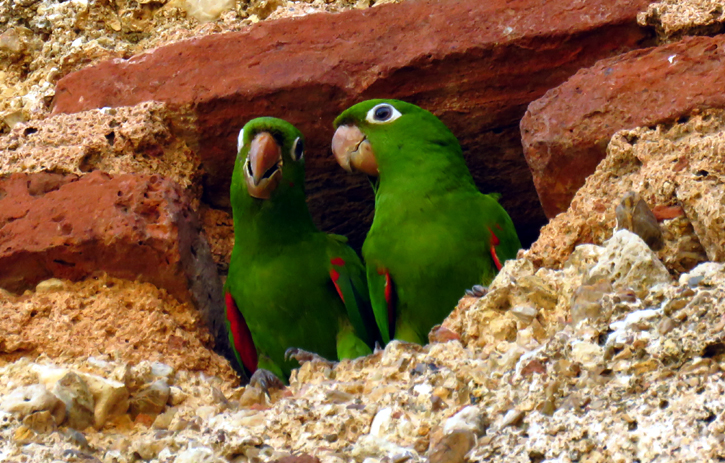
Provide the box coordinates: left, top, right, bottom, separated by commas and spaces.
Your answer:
330, 258, 346, 303
225, 292, 258, 373
488, 227, 503, 271
330, 268, 345, 303
378, 268, 395, 337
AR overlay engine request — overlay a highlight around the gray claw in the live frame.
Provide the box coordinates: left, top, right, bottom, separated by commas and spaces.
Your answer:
284, 347, 336, 367
465, 284, 488, 298
249, 368, 284, 396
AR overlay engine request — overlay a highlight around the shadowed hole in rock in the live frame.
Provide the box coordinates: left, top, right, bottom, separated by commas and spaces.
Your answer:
105, 131, 116, 146
23, 127, 38, 136
52, 259, 75, 267
597, 329, 613, 346
26, 173, 67, 196
702, 341, 725, 358
78, 149, 102, 173
701, 409, 717, 423
623, 133, 639, 144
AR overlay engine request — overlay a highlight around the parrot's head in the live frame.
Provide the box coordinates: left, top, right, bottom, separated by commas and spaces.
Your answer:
331, 99, 460, 178
235, 117, 306, 200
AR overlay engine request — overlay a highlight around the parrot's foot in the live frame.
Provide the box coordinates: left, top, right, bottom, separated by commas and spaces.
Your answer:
249, 368, 285, 396
284, 347, 337, 368
465, 284, 488, 298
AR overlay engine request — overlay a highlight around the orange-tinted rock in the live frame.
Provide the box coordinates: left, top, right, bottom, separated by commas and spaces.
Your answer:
0, 171, 229, 362
522, 34, 725, 218
52, 0, 652, 247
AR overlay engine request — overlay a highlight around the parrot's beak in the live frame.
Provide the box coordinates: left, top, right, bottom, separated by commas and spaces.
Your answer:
244, 132, 283, 199
331, 124, 379, 176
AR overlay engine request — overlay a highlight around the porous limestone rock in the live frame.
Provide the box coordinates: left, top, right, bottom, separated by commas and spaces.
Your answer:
527, 108, 724, 272
0, 275, 236, 383
0, 255, 725, 462
587, 229, 672, 297
0, 384, 64, 423
52, 371, 95, 430
638, 0, 725, 40
0, 102, 201, 197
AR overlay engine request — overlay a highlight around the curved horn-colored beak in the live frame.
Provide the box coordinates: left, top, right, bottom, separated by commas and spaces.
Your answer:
245, 132, 282, 199
331, 124, 379, 176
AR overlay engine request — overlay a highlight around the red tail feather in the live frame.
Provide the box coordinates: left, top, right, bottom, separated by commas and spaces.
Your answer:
225, 292, 258, 373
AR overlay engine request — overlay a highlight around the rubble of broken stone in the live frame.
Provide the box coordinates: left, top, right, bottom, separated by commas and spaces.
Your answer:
2, 227, 725, 462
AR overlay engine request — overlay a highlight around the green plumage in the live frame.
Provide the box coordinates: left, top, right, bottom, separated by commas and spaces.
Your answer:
224, 117, 376, 380
334, 100, 521, 345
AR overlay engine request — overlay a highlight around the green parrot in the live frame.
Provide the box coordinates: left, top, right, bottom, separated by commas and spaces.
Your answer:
331, 99, 521, 345
224, 117, 377, 383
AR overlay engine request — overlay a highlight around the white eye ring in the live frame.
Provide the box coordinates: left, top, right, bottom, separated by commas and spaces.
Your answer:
291, 137, 304, 161
365, 103, 402, 124
237, 128, 245, 153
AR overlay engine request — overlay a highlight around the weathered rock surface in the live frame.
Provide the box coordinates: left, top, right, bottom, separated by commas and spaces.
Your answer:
639, 0, 725, 40
0, 0, 385, 132
0, 102, 201, 198
0, 275, 236, 383
526, 108, 723, 272
0, 171, 232, 361
3, 242, 725, 461
522, 34, 725, 218
52, 0, 653, 247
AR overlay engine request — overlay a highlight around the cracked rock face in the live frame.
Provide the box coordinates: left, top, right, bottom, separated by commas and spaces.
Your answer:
527, 108, 725, 273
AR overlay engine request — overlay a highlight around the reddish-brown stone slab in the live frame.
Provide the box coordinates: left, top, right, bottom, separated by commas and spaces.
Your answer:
0, 171, 230, 368
53, 0, 652, 247
522, 34, 725, 219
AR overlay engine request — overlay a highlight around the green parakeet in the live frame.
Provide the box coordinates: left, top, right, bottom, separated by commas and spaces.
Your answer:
224, 117, 377, 382
331, 99, 521, 345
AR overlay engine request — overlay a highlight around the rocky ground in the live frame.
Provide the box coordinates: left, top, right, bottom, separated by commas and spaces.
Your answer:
2, 0, 725, 462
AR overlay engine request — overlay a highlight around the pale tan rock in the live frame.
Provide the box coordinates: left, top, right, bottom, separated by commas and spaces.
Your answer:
587, 230, 672, 297
638, 0, 725, 40
21, 410, 55, 433
0, 102, 201, 197
80, 373, 129, 429
129, 380, 169, 417
0, 275, 237, 383
52, 371, 95, 430
527, 108, 725, 274
0, 384, 64, 422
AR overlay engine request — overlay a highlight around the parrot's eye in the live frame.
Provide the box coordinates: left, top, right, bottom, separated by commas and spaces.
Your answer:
237, 128, 245, 153
366, 103, 402, 124
291, 137, 304, 161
